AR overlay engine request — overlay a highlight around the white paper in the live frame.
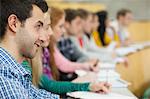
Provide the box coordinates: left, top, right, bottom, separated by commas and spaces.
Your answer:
98, 62, 116, 69
67, 91, 137, 99
115, 47, 137, 56
75, 70, 120, 80
97, 70, 120, 78
75, 70, 87, 76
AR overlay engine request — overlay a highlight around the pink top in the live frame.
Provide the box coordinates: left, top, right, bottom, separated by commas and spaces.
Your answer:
54, 46, 90, 73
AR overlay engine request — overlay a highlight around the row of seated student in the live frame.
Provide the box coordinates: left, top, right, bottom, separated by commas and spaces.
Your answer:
0, 0, 149, 98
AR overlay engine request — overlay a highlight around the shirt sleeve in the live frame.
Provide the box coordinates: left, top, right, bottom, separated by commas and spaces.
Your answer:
39, 74, 90, 95
72, 44, 89, 62
0, 76, 29, 99
143, 87, 150, 99
29, 82, 59, 99
54, 47, 90, 73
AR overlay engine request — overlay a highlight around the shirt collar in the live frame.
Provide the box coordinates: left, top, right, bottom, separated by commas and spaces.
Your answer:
0, 47, 31, 76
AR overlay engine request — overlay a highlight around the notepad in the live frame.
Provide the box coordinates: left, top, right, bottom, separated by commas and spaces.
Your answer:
75, 70, 87, 76
75, 70, 120, 79
75, 70, 129, 88
98, 62, 116, 69
97, 70, 120, 78
67, 91, 137, 99
115, 47, 137, 56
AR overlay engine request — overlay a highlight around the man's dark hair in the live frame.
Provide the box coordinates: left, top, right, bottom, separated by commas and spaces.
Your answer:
0, 0, 32, 40
31, 0, 48, 13
65, 9, 79, 23
0, 0, 48, 40
77, 9, 91, 20
117, 9, 132, 19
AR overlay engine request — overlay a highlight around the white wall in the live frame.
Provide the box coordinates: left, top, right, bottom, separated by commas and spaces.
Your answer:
62, 0, 150, 20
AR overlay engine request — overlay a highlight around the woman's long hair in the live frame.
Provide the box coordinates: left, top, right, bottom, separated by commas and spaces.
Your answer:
97, 11, 108, 46
31, 7, 65, 86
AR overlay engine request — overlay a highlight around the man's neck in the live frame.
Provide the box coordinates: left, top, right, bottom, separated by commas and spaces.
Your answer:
75, 32, 84, 38
117, 20, 126, 28
0, 39, 24, 63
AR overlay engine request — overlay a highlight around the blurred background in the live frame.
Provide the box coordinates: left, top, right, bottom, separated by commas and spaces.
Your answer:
46, 0, 150, 98
46, 0, 150, 42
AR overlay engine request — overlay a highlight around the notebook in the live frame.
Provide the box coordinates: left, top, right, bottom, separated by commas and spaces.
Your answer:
98, 62, 116, 69
115, 47, 137, 56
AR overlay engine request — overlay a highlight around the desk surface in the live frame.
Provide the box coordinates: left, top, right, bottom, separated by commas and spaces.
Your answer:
116, 47, 150, 97
112, 88, 137, 98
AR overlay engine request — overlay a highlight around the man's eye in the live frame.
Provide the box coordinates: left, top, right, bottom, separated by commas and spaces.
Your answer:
36, 24, 42, 30
37, 24, 42, 28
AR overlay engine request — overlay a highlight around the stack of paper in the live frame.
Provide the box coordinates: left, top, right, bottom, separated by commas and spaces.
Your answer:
75, 70, 120, 79
98, 63, 116, 69
75, 70, 129, 88
114, 57, 126, 64
67, 91, 137, 99
129, 44, 145, 50
109, 79, 130, 88
115, 47, 137, 56
129, 42, 150, 50
97, 70, 120, 79
142, 41, 150, 47
75, 70, 87, 77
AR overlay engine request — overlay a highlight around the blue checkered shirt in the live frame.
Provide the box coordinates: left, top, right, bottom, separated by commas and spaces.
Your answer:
0, 47, 59, 99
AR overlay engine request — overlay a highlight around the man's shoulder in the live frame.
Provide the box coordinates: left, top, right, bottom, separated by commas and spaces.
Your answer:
0, 63, 19, 80
0, 63, 11, 72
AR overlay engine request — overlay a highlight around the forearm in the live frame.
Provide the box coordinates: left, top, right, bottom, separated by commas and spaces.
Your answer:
55, 48, 89, 72
40, 75, 90, 94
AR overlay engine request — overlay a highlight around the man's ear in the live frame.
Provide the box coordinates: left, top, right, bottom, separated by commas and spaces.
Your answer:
8, 14, 20, 33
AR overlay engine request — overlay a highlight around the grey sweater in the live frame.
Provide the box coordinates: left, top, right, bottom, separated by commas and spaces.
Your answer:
69, 35, 114, 63
57, 37, 89, 62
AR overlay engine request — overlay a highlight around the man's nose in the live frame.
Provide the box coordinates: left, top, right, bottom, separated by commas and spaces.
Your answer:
48, 27, 53, 36
39, 29, 48, 43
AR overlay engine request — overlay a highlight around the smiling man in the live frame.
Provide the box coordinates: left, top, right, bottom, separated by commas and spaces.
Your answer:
0, 0, 59, 98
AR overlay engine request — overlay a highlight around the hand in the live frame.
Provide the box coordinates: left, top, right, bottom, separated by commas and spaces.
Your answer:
83, 59, 99, 71
88, 59, 99, 65
123, 57, 129, 68
88, 82, 111, 94
89, 59, 100, 72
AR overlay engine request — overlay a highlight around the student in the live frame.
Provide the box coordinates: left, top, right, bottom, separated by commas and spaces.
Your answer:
110, 9, 133, 46
49, 7, 99, 81
57, 15, 97, 63
21, 7, 111, 95
92, 13, 102, 47
0, 0, 58, 98
96, 11, 112, 46
94, 11, 120, 47
65, 9, 114, 63
57, 36, 92, 62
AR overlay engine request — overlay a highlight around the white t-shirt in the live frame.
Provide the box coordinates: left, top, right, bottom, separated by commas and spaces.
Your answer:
110, 20, 130, 43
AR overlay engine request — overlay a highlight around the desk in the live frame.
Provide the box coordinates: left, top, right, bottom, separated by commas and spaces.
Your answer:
112, 88, 137, 98
116, 47, 150, 98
